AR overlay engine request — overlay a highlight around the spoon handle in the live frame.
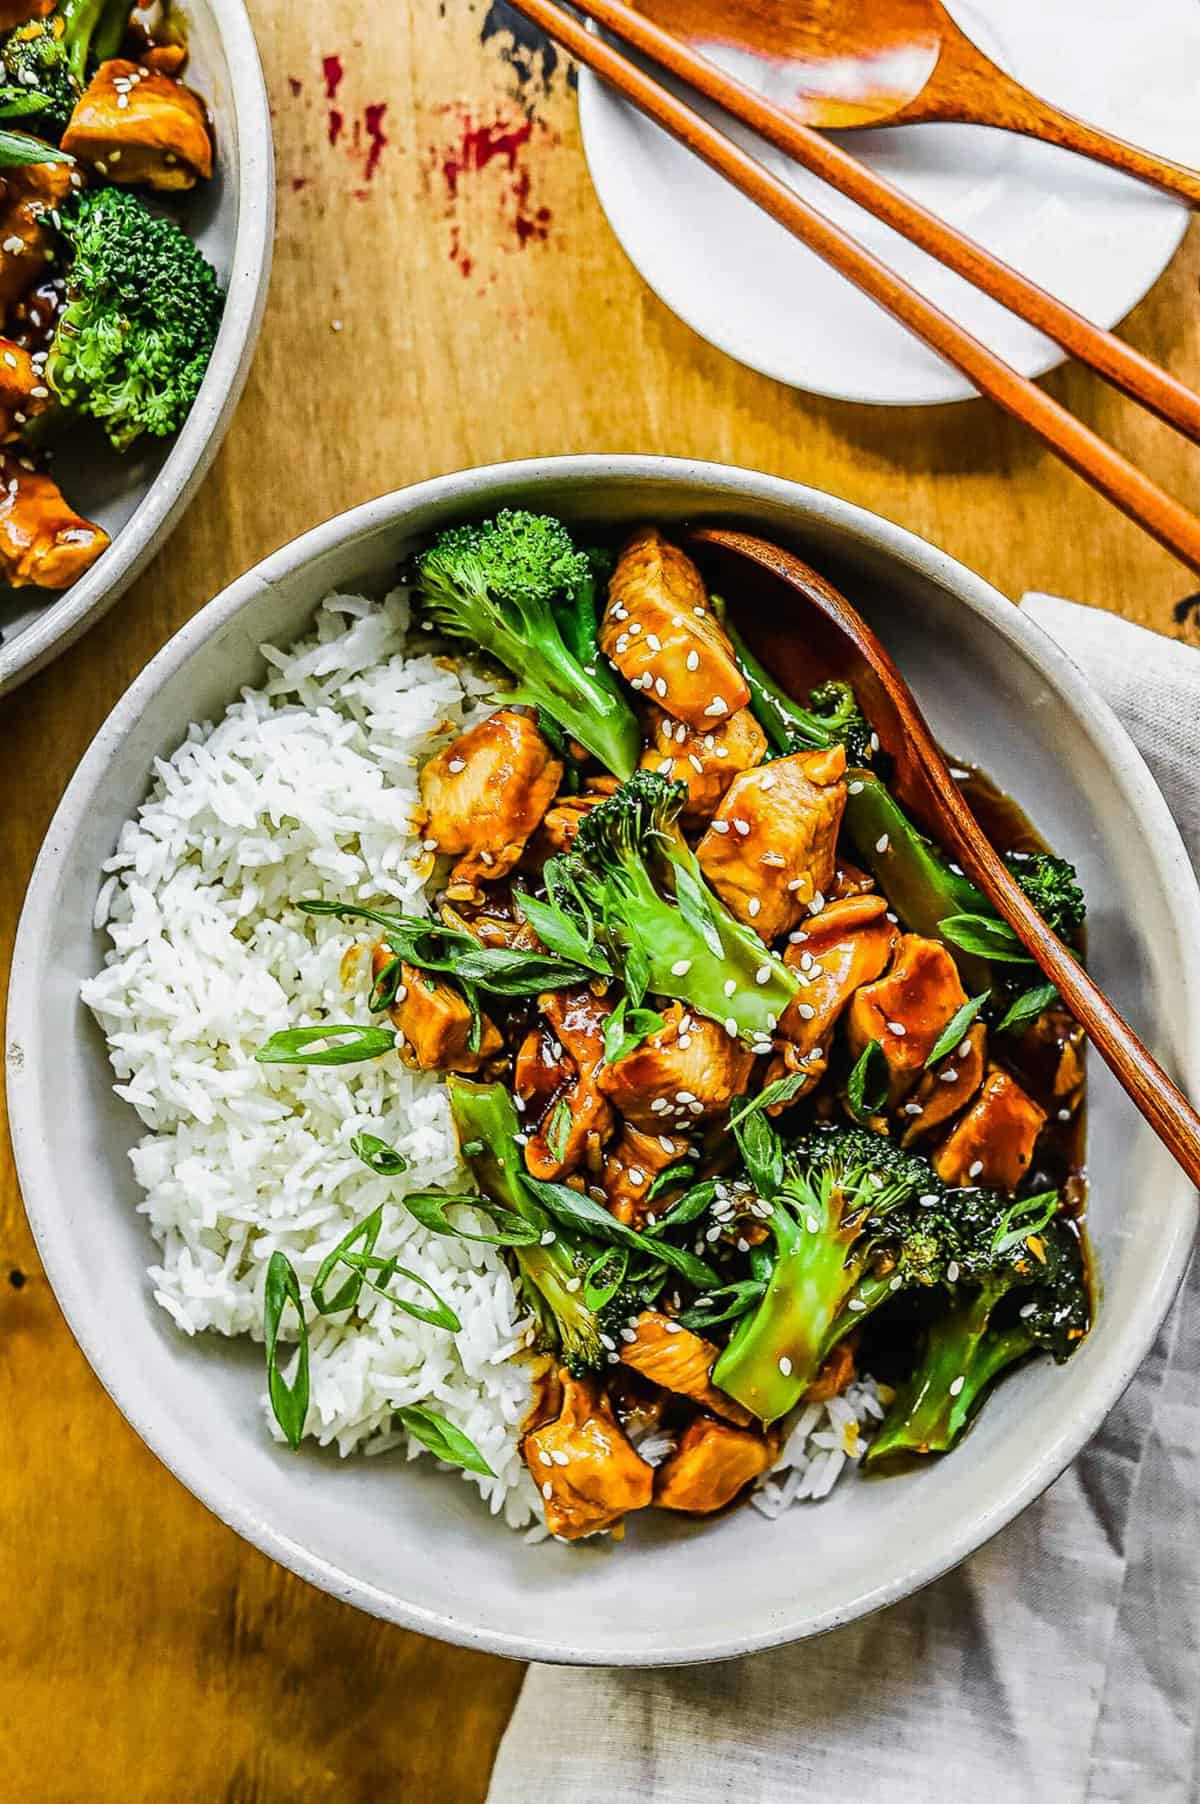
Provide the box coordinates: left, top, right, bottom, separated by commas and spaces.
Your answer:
916, 43, 1200, 207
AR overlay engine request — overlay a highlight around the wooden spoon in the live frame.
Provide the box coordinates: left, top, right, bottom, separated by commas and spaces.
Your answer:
634, 0, 1200, 205
690, 524, 1200, 1189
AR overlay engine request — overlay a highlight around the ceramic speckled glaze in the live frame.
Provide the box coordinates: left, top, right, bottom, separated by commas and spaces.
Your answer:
0, 0, 274, 697
9, 458, 1200, 1664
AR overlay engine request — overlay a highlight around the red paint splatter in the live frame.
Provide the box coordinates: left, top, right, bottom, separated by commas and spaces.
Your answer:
287, 75, 302, 97
328, 108, 344, 146
363, 103, 389, 181
427, 109, 554, 266
322, 54, 344, 99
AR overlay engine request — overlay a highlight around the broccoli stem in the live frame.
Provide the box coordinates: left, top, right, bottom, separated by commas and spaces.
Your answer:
711, 1201, 853, 1424
841, 770, 991, 990
612, 833, 797, 1039
865, 1286, 1034, 1463
446, 1077, 600, 1365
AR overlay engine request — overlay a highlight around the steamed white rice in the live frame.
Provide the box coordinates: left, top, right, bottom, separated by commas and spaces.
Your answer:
82, 589, 876, 1533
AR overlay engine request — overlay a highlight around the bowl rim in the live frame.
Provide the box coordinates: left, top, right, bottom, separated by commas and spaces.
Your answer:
10, 453, 1200, 1664
0, 0, 276, 698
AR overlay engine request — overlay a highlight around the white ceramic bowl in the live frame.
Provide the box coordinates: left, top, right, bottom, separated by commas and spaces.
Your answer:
0, 0, 274, 697
9, 456, 1200, 1665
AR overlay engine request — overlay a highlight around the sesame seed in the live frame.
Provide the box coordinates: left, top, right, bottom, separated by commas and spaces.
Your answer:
646, 633, 662, 651
788, 929, 808, 944
664, 1319, 683, 1334
693, 606, 706, 617
447, 757, 466, 772
947, 1261, 960, 1282
723, 979, 736, 997
542, 1481, 553, 1499
920, 1193, 939, 1208
611, 604, 628, 620
778, 1356, 792, 1376
1058, 1107, 1071, 1121
686, 649, 699, 671
848, 1298, 866, 1313
650, 1097, 669, 1114
704, 697, 728, 717
615, 635, 630, 653
733, 818, 751, 836
654, 676, 668, 699
799, 952, 814, 971
797, 1003, 815, 1020
620, 1326, 638, 1343
539, 1229, 556, 1246
848, 781, 864, 794
659, 756, 675, 775
725, 1017, 738, 1037
117, 92, 129, 108
902, 1103, 923, 1116
806, 1214, 820, 1233
628, 621, 642, 635
876, 834, 890, 854
710, 819, 730, 834
886, 911, 898, 923
671, 959, 692, 976
2, 352, 14, 368
479, 850, 495, 867
870, 732, 880, 752
1019, 1301, 1037, 1318
1, 236, 22, 255
627, 1169, 645, 1186
809, 892, 826, 915
705, 1223, 722, 1242
675, 1089, 696, 1103
564, 1276, 582, 1293
688, 753, 704, 774
759, 772, 777, 791
421, 838, 439, 852
949, 1376, 966, 1397
748, 898, 761, 918
890, 1274, 904, 1290
539, 1450, 552, 1466
887, 1021, 906, 1036
737, 1236, 749, 1253
755, 965, 771, 985
762, 851, 786, 867
969, 1160, 984, 1178
677, 1032, 693, 1050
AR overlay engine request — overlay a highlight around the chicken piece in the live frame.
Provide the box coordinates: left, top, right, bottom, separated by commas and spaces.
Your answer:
933, 1066, 1047, 1191
654, 1415, 777, 1515
600, 527, 749, 728
140, 43, 189, 78
805, 1338, 857, 1403
828, 856, 876, 899
596, 1001, 755, 1133
762, 896, 898, 1108
0, 451, 109, 589
522, 1372, 653, 1539
900, 1022, 987, 1146
524, 780, 617, 863
846, 933, 969, 1101
639, 702, 767, 823
0, 338, 52, 441
601, 1122, 691, 1228
619, 1310, 753, 1427
697, 745, 847, 942
515, 988, 615, 1181
0, 160, 75, 314
419, 708, 563, 897
373, 950, 502, 1074
62, 60, 213, 191
439, 899, 539, 953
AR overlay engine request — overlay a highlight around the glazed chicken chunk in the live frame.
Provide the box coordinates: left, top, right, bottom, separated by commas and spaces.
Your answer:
419, 707, 563, 896
601, 1122, 691, 1228
374, 948, 502, 1074
0, 338, 52, 442
933, 1065, 1047, 1190
846, 932, 968, 1102
523, 1372, 653, 1539
0, 451, 109, 588
654, 1416, 777, 1515
596, 1001, 755, 1133
766, 893, 898, 1102
639, 702, 767, 822
63, 61, 214, 190
0, 159, 74, 314
900, 1021, 987, 1146
514, 987, 615, 1181
697, 744, 848, 942
599, 528, 749, 729
525, 781, 615, 862
0, 0, 51, 26
619, 1310, 753, 1427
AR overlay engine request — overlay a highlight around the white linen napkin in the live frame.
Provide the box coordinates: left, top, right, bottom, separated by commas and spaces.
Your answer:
488, 597, 1200, 1804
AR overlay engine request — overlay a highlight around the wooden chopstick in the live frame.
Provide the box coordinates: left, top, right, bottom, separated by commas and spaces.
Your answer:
572, 0, 1200, 448
510, 0, 1200, 577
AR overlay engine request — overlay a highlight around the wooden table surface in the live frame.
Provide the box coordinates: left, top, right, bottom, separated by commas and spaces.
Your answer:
2, 4, 1198, 1798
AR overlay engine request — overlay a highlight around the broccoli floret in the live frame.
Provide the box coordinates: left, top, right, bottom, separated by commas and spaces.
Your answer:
711, 1124, 946, 1423
865, 1191, 1089, 1463
47, 188, 224, 451
0, 0, 129, 137
570, 769, 798, 1042
447, 1076, 609, 1374
712, 596, 875, 765
1005, 851, 1086, 937
416, 511, 640, 779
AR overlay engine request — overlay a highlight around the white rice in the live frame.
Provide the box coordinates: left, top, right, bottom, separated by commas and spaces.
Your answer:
82, 589, 870, 1533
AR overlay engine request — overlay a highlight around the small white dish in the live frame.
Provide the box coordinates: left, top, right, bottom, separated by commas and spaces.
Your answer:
9, 456, 1200, 1665
578, 0, 1200, 405
0, 0, 274, 697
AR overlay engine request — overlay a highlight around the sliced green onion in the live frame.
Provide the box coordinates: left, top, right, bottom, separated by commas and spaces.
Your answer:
352, 1132, 409, 1177
997, 981, 1059, 1035
401, 1189, 541, 1247
264, 1251, 309, 1450
990, 1190, 1059, 1260
846, 1039, 889, 1124
255, 1023, 396, 1066
397, 1404, 495, 1476
924, 992, 989, 1068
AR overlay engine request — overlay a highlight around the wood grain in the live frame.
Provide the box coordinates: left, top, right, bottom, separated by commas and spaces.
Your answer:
1, 1, 1199, 1797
